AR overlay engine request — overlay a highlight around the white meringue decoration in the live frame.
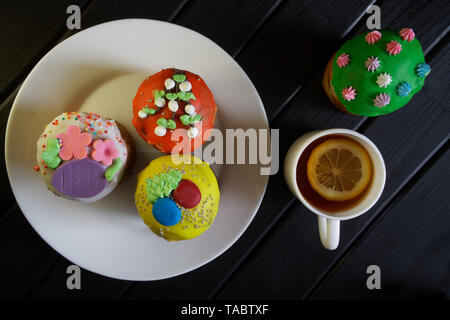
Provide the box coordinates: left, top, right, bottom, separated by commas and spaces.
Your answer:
164, 78, 175, 90
376, 72, 393, 88
179, 81, 192, 92
187, 127, 199, 139
168, 100, 179, 112
138, 110, 147, 119
184, 104, 196, 115
155, 97, 166, 107
154, 126, 167, 137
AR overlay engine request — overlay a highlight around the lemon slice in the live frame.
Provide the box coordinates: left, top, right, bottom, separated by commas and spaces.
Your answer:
307, 138, 372, 201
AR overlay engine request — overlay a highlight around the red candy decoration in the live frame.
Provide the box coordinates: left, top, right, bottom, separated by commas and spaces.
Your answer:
172, 179, 201, 209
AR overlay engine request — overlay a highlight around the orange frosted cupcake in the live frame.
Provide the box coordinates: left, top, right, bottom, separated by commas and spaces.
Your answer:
132, 68, 218, 153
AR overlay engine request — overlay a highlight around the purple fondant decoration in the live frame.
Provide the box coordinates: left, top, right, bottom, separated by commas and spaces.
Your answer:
51, 159, 107, 198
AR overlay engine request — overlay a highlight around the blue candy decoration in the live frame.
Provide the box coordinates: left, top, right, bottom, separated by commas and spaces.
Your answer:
152, 198, 181, 226
396, 82, 411, 97
415, 63, 431, 78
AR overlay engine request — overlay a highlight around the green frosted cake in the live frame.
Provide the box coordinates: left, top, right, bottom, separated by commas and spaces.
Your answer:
322, 28, 431, 116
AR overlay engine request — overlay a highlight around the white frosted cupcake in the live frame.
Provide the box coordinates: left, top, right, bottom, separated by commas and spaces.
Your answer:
35, 112, 135, 203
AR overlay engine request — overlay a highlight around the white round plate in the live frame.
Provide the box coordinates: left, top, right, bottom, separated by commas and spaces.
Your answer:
5, 19, 269, 280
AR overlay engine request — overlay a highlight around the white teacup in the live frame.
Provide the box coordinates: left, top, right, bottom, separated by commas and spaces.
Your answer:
284, 129, 386, 250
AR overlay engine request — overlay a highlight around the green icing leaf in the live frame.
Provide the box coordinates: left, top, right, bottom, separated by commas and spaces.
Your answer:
165, 92, 178, 100
173, 74, 186, 82
166, 119, 176, 129
180, 114, 191, 125
105, 158, 122, 182
153, 90, 165, 99
176, 91, 196, 102
180, 114, 202, 126
190, 114, 202, 123
156, 118, 167, 127
185, 91, 196, 101
41, 138, 61, 169
176, 91, 188, 101
142, 107, 156, 115
145, 169, 183, 203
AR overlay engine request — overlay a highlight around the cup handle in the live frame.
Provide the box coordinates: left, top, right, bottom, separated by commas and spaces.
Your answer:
318, 216, 340, 250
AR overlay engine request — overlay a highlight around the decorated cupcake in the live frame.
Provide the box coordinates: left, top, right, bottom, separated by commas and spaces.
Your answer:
132, 68, 218, 153
36, 112, 135, 202
135, 155, 220, 241
322, 28, 430, 116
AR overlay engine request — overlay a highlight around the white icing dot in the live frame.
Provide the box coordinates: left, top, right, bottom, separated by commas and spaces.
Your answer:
187, 127, 199, 139
165, 78, 175, 90
155, 97, 166, 107
154, 126, 167, 137
184, 104, 196, 115
138, 110, 147, 119
179, 81, 192, 92
168, 100, 179, 112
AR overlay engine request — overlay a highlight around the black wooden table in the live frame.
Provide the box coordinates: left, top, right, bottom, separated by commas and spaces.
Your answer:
1, 0, 449, 300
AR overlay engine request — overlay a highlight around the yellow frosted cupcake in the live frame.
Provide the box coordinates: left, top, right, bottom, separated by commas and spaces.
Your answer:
135, 155, 220, 241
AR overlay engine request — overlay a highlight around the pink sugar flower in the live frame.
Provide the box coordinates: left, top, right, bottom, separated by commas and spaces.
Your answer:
365, 30, 381, 44
341, 86, 356, 101
386, 40, 402, 55
91, 139, 119, 166
336, 53, 350, 68
57, 125, 92, 160
399, 28, 415, 41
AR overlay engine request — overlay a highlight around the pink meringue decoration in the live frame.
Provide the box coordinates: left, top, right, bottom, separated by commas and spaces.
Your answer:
373, 93, 391, 108
399, 28, 415, 41
365, 56, 381, 71
341, 86, 356, 101
386, 40, 402, 55
365, 30, 382, 44
336, 53, 350, 68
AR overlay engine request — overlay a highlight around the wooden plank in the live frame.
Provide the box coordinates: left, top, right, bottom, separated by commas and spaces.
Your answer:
214, 33, 450, 299
79, 0, 189, 29
173, 0, 282, 57
0, 0, 90, 102
311, 146, 450, 299
0, 205, 60, 299
0, 89, 18, 211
